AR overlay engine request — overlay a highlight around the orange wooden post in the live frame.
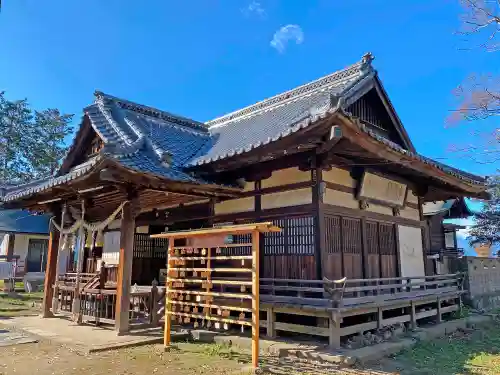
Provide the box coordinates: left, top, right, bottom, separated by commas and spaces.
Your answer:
251, 229, 260, 369
42, 222, 60, 317
164, 236, 175, 349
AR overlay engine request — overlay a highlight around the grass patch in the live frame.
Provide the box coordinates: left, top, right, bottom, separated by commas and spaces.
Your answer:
0, 291, 42, 317
0, 280, 26, 290
394, 325, 500, 374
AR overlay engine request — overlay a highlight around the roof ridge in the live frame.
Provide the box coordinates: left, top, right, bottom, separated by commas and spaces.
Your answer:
207, 53, 375, 128
94, 91, 208, 133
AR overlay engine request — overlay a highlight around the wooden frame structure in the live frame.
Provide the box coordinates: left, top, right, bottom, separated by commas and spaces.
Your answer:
154, 223, 280, 369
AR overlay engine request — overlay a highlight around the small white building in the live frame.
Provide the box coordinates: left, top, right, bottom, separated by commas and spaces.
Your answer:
0, 209, 51, 275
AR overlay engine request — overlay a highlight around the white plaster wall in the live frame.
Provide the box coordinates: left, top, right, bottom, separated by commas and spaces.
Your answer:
0, 234, 8, 256
400, 207, 420, 221
261, 167, 310, 188
323, 189, 358, 209
261, 188, 312, 210
13, 234, 49, 261
367, 204, 393, 216
214, 197, 255, 215
398, 225, 425, 278
322, 167, 356, 187
406, 189, 419, 204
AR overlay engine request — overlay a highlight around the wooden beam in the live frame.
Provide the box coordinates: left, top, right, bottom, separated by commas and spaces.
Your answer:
115, 197, 138, 333
42, 217, 60, 318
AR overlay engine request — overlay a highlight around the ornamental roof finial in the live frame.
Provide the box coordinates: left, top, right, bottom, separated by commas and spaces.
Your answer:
361, 52, 374, 66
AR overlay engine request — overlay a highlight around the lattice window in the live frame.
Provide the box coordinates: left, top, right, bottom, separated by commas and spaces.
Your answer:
264, 218, 286, 255
263, 216, 314, 256
133, 234, 153, 258
324, 215, 342, 253
366, 221, 380, 254
342, 218, 362, 254
133, 235, 169, 259
379, 223, 396, 255
153, 238, 169, 258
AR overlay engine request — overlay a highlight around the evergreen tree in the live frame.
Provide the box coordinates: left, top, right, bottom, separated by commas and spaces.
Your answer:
469, 176, 500, 246
0, 91, 73, 183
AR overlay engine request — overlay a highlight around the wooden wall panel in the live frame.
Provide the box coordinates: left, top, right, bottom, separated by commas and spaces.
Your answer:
262, 255, 316, 279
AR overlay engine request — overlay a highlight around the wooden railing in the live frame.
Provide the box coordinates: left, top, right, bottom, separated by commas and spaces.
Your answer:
79, 289, 118, 325
260, 273, 464, 308
56, 272, 97, 286
53, 280, 164, 329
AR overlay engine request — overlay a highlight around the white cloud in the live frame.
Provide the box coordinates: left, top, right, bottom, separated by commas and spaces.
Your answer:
270, 24, 304, 53
242, 1, 266, 18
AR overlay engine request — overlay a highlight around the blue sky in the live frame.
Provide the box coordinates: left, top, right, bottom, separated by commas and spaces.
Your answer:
0, 0, 498, 178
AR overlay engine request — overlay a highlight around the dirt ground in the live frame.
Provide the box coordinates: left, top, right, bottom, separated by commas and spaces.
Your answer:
0, 339, 389, 375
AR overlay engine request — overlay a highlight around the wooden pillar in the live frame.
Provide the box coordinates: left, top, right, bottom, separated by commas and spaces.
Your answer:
115, 199, 137, 334
6, 233, 15, 259
312, 165, 324, 279
251, 230, 260, 369
42, 220, 60, 317
52, 205, 67, 314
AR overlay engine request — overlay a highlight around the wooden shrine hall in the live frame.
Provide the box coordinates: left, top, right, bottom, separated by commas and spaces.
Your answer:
0, 53, 489, 346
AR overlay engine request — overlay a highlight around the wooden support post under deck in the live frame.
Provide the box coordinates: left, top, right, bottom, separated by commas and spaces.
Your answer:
115, 200, 137, 334
266, 307, 276, 338
410, 301, 417, 330
252, 230, 260, 369
377, 307, 383, 329
329, 312, 341, 350
436, 297, 442, 323
42, 222, 60, 318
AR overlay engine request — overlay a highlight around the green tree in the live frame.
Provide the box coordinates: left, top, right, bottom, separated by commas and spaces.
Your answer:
469, 176, 500, 246
0, 91, 73, 183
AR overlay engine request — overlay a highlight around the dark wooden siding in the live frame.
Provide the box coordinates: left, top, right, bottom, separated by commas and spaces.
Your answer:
131, 234, 169, 285
323, 215, 399, 280
428, 215, 445, 252
322, 214, 364, 280
262, 215, 316, 279
378, 223, 398, 278
366, 221, 381, 278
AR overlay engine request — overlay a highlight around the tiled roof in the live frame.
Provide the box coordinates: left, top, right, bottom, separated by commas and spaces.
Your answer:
188, 57, 374, 166
2, 156, 102, 202
0, 209, 50, 234
1, 54, 487, 203
355, 121, 486, 185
